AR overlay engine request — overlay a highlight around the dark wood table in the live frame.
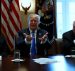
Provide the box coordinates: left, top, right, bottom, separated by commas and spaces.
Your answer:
0, 55, 75, 71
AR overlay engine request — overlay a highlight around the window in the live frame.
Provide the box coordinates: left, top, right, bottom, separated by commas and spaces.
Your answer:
56, 0, 75, 38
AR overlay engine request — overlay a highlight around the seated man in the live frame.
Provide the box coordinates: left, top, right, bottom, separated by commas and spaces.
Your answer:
62, 21, 75, 55
16, 14, 50, 57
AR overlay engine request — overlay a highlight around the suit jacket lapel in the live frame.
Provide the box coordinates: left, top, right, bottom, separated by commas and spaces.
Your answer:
26, 28, 30, 35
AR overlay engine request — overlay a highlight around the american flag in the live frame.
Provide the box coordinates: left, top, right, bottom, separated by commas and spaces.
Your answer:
1, 0, 22, 51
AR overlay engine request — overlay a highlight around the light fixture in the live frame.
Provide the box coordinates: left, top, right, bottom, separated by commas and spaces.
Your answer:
21, 3, 31, 15
19, 0, 35, 14
20, 0, 31, 15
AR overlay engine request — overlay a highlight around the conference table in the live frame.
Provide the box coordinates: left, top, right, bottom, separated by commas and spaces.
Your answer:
0, 55, 75, 71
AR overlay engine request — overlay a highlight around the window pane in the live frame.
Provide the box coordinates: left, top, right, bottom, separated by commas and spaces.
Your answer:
56, 1, 75, 38
56, 2, 63, 38
69, 2, 75, 30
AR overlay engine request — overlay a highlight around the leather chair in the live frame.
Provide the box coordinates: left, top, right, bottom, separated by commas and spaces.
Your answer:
55, 38, 75, 55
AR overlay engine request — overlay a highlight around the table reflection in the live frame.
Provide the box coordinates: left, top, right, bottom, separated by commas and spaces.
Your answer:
48, 55, 75, 71
0, 55, 75, 71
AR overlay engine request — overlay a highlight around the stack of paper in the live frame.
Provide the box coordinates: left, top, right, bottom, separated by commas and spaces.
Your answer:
65, 55, 75, 58
33, 58, 57, 64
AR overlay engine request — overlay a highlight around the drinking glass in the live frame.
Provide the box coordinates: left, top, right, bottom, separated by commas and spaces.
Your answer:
14, 50, 20, 59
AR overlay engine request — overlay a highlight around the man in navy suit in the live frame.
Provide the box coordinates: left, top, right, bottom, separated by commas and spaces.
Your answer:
16, 14, 50, 57
62, 21, 75, 55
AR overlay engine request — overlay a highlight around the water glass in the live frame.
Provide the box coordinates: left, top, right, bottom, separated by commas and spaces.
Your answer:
14, 50, 20, 59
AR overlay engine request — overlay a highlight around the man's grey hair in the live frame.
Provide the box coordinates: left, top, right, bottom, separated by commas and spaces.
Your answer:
27, 14, 40, 25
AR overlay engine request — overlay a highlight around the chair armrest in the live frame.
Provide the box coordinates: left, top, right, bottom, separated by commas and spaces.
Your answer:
55, 38, 63, 54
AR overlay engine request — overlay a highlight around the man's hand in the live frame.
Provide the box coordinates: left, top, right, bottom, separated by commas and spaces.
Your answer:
24, 33, 32, 42
39, 32, 48, 44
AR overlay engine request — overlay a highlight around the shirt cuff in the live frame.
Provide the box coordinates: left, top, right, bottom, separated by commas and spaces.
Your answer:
40, 38, 47, 44
24, 38, 31, 44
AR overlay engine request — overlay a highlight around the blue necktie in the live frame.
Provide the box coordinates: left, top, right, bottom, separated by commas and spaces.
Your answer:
30, 32, 36, 56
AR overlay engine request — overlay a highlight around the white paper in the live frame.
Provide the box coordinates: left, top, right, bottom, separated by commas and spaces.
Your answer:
65, 55, 75, 57
71, 55, 75, 57
0, 56, 2, 60
11, 59, 24, 62
33, 58, 57, 64
0, 56, 2, 67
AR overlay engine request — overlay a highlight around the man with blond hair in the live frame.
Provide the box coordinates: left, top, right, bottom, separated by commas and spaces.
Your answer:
16, 14, 50, 57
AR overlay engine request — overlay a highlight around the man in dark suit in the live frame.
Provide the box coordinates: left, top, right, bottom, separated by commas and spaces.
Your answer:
16, 14, 50, 57
39, 2, 54, 41
62, 21, 75, 55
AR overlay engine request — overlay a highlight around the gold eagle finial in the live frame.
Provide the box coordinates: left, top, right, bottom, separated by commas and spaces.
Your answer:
21, 3, 31, 15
